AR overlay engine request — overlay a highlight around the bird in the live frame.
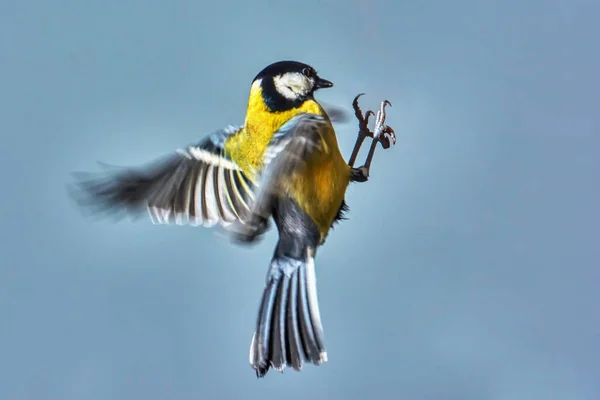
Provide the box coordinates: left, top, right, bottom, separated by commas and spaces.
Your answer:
69, 60, 396, 377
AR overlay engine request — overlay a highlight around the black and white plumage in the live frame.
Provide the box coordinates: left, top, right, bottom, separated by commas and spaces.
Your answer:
249, 254, 326, 375
67, 60, 396, 379
249, 196, 327, 377
71, 114, 330, 243
71, 125, 257, 230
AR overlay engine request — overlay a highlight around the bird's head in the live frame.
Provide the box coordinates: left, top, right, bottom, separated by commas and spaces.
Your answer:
253, 61, 333, 111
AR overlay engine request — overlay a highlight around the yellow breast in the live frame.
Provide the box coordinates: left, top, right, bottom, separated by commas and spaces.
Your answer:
225, 82, 351, 239
283, 144, 350, 239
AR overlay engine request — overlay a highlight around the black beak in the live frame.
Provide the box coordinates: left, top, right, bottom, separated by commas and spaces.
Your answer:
315, 76, 333, 89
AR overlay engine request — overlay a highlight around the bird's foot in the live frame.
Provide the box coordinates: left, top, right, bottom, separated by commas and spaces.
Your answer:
372, 100, 396, 150
351, 166, 369, 182
353, 93, 376, 140
347, 93, 375, 167
349, 96, 396, 181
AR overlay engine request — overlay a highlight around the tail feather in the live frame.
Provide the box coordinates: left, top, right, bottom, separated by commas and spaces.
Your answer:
269, 273, 291, 370
297, 263, 322, 364
250, 254, 326, 377
305, 256, 326, 355
252, 278, 279, 374
285, 270, 304, 371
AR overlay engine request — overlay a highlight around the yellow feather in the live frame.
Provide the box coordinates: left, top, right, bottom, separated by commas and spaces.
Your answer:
225, 81, 351, 240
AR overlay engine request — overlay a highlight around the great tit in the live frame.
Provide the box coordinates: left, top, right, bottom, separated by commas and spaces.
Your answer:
70, 60, 395, 377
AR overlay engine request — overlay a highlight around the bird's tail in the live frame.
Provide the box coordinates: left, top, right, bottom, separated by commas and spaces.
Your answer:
249, 249, 327, 377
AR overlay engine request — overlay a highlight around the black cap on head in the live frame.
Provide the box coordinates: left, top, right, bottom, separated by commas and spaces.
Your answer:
254, 61, 333, 88
253, 60, 333, 112
254, 61, 311, 81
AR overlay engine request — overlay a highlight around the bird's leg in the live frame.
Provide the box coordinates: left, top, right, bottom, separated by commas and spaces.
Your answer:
348, 93, 375, 168
351, 99, 396, 182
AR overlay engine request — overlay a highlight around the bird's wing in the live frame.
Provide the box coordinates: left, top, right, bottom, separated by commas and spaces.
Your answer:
321, 102, 350, 124
70, 125, 258, 229
231, 113, 330, 238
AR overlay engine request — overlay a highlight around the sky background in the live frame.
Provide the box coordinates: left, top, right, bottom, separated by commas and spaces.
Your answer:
1, 0, 599, 399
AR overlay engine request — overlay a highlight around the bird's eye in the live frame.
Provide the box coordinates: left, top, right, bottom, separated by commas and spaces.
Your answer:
302, 68, 312, 77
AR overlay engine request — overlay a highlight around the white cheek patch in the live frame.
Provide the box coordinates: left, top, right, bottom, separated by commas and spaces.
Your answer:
273, 72, 313, 100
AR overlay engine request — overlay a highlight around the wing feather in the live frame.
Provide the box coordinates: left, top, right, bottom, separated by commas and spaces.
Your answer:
202, 165, 219, 227
216, 165, 238, 224
71, 114, 330, 241
70, 125, 257, 232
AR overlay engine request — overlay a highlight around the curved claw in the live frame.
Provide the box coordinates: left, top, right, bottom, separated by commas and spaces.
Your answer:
352, 93, 366, 106
348, 93, 373, 167
351, 96, 396, 172
387, 126, 396, 145
352, 93, 375, 137
373, 100, 395, 149
377, 126, 396, 149
364, 110, 375, 126
376, 100, 392, 125
352, 93, 367, 121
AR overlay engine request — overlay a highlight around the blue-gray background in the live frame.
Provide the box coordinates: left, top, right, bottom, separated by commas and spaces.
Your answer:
1, 0, 598, 399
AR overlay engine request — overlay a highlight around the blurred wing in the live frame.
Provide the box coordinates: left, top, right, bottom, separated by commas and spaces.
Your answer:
321, 102, 351, 124
70, 125, 257, 229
